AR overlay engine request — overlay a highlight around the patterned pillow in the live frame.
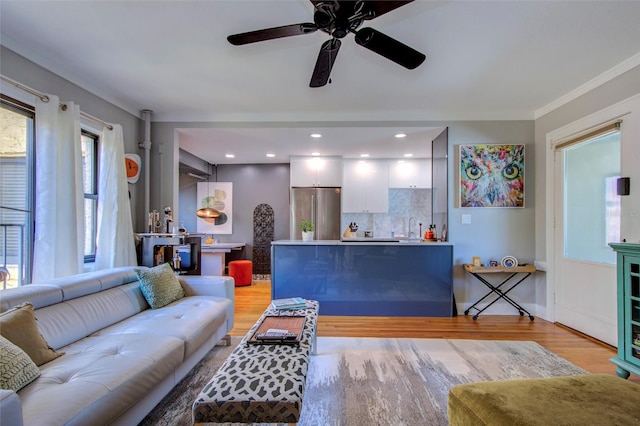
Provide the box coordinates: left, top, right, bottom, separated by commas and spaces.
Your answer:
0, 335, 41, 392
0, 302, 63, 366
136, 263, 185, 309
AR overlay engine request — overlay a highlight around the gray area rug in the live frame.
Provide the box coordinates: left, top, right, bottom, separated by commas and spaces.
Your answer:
139, 337, 587, 426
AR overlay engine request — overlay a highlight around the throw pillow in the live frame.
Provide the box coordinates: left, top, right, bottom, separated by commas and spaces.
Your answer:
136, 263, 185, 309
0, 302, 63, 366
0, 335, 40, 392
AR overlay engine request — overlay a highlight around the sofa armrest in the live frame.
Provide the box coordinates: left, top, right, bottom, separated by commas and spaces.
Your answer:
179, 275, 235, 332
179, 275, 234, 299
0, 390, 23, 426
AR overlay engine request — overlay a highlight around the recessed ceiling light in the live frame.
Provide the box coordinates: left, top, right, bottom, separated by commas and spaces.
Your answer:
404, 153, 413, 157
311, 152, 320, 156
395, 133, 407, 139
266, 153, 275, 158
360, 153, 369, 158
225, 154, 235, 158
310, 133, 322, 138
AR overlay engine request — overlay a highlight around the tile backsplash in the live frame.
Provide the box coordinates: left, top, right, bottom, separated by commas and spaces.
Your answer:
342, 189, 432, 239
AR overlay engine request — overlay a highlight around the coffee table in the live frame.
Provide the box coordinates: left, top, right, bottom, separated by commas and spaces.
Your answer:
192, 299, 318, 424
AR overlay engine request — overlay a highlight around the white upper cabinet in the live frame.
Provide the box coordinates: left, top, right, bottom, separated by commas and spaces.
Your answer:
388, 159, 432, 188
290, 156, 342, 187
342, 159, 389, 213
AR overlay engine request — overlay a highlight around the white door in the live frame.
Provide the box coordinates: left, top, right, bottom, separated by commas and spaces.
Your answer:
554, 128, 621, 346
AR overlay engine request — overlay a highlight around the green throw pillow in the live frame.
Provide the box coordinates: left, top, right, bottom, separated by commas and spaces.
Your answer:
0, 302, 63, 366
0, 335, 41, 392
136, 263, 185, 309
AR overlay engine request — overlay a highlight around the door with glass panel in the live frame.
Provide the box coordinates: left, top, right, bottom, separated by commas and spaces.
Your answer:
554, 126, 620, 346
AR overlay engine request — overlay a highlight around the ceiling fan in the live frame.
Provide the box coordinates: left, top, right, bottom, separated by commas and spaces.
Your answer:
227, 0, 426, 88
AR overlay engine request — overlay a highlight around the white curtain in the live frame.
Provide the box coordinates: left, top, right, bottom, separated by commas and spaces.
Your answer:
94, 124, 137, 269
33, 96, 84, 282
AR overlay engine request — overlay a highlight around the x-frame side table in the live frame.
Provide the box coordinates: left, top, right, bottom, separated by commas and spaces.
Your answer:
463, 264, 536, 320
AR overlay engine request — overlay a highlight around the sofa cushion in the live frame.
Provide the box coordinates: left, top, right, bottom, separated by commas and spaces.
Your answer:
95, 296, 230, 359
18, 333, 184, 426
0, 302, 62, 366
0, 336, 40, 391
136, 263, 185, 309
0, 285, 62, 312
33, 282, 148, 351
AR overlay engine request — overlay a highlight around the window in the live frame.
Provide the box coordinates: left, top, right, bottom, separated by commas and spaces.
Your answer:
563, 129, 620, 264
0, 96, 35, 287
81, 131, 98, 262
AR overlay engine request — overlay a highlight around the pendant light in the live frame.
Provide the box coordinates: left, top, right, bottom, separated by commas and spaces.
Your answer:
196, 163, 220, 220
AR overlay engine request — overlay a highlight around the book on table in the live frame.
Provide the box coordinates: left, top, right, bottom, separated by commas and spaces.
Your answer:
270, 297, 307, 310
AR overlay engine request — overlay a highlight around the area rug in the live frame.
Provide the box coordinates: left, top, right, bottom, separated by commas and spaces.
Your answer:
139, 337, 587, 426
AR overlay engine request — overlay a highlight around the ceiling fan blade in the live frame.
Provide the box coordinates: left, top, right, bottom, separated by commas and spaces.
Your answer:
310, 39, 342, 88
354, 27, 425, 69
227, 23, 317, 46
362, 0, 415, 19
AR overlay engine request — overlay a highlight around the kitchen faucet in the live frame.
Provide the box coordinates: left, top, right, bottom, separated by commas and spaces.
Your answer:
408, 217, 417, 239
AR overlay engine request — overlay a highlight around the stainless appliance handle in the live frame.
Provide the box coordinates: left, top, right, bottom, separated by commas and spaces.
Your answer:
311, 194, 316, 231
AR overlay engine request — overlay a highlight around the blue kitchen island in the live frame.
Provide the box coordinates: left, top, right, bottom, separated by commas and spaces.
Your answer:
271, 240, 454, 317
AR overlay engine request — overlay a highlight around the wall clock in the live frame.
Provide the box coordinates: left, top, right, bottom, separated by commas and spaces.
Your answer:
124, 153, 141, 184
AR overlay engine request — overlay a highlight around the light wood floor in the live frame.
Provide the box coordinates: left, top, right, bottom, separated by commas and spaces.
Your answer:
231, 280, 639, 384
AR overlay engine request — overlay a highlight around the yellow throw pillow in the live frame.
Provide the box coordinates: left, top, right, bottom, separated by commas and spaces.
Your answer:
0, 335, 40, 391
0, 302, 63, 366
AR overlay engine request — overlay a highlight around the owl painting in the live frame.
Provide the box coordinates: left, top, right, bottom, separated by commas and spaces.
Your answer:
460, 144, 525, 207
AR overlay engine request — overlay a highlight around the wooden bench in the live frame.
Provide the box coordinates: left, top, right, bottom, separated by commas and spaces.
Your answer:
192, 300, 318, 424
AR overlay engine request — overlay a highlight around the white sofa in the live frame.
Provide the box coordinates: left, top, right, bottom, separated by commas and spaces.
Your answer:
0, 266, 234, 426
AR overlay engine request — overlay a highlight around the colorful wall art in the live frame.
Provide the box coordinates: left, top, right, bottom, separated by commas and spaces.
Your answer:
196, 182, 233, 233
460, 144, 525, 207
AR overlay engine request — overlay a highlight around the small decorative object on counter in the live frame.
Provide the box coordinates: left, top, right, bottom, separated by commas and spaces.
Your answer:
424, 224, 438, 241
299, 219, 314, 241
343, 227, 353, 238
501, 255, 518, 267
472, 256, 482, 267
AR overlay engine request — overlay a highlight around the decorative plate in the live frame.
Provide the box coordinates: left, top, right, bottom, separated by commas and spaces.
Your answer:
125, 153, 141, 184
501, 255, 518, 268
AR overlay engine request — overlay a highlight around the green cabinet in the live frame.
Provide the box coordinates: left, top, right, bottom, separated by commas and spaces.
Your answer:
609, 243, 640, 379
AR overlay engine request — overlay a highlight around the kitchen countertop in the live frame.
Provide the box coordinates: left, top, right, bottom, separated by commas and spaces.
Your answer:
201, 242, 245, 250
272, 239, 453, 246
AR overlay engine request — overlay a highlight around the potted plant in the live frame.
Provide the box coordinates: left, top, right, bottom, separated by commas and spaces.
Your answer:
299, 219, 314, 242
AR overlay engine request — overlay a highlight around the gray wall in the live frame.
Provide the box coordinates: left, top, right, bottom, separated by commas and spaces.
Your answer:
178, 163, 291, 261
534, 64, 640, 262
447, 121, 536, 312
533, 64, 640, 318
1, 46, 145, 231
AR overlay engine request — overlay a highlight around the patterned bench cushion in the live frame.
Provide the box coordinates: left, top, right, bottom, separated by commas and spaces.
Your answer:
192, 301, 318, 423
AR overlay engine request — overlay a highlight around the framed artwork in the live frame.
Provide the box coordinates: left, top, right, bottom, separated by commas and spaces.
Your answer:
196, 182, 233, 234
460, 144, 525, 207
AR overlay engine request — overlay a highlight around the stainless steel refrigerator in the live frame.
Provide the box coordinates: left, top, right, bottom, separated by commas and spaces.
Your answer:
290, 187, 341, 240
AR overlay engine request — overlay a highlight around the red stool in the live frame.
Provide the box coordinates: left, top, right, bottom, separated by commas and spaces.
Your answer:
228, 260, 252, 287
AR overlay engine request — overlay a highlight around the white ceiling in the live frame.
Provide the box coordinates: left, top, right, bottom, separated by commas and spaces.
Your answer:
2, 0, 640, 164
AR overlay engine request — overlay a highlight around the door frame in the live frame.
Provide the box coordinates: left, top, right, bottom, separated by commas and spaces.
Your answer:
543, 94, 638, 323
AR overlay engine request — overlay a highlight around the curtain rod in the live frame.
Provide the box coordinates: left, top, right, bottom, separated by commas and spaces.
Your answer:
1, 74, 114, 131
